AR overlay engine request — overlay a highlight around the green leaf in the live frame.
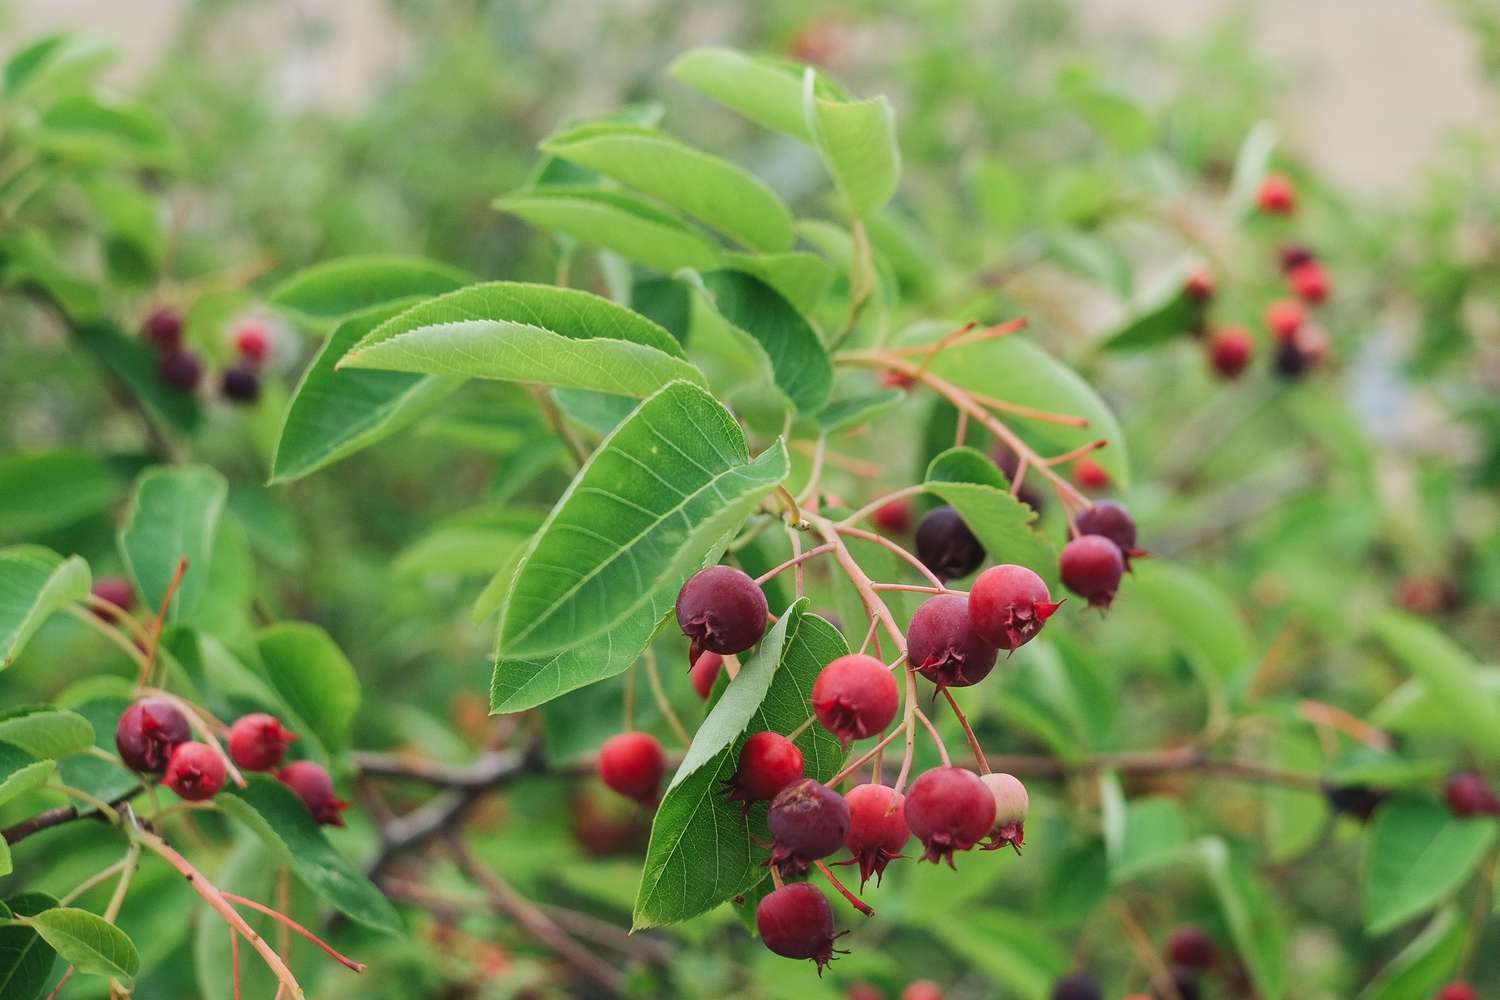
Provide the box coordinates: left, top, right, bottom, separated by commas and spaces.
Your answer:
1101, 776, 1189, 883
117, 465, 226, 626
1, 230, 101, 322
1197, 837, 1287, 999
1129, 561, 1256, 683
816, 389, 904, 434
219, 775, 402, 934
0, 741, 55, 808
923, 447, 1059, 586
670, 47, 824, 141
935, 909, 1070, 1000
1072, 89, 1154, 153
4, 33, 114, 97
0, 547, 90, 669
803, 77, 901, 215
721, 253, 835, 316
18, 908, 139, 982
1263, 725, 1328, 862
1363, 797, 1497, 935
540, 123, 793, 252
497, 380, 788, 662
0, 450, 121, 541
1101, 285, 1201, 352
1359, 906, 1465, 1000
254, 623, 360, 756
1228, 121, 1278, 219
0, 892, 58, 1000
1373, 613, 1500, 761
393, 518, 541, 580
34, 96, 176, 168
495, 186, 721, 274
633, 601, 846, 928
266, 254, 471, 329
0, 707, 94, 759
73, 319, 200, 430
694, 270, 833, 414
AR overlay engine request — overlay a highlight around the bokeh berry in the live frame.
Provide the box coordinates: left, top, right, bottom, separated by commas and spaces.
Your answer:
1444, 771, 1500, 818
690, 651, 724, 699
1166, 924, 1216, 969
1073, 457, 1110, 492
1288, 259, 1330, 304
1060, 535, 1125, 610
1257, 172, 1296, 214
1072, 500, 1144, 567
279, 760, 349, 826
1207, 327, 1253, 379
1264, 299, 1305, 341
142, 307, 183, 351
221, 364, 261, 404
235, 322, 270, 363
158, 350, 203, 392
873, 498, 913, 533
1051, 970, 1101, 1000
915, 506, 985, 581
90, 576, 135, 621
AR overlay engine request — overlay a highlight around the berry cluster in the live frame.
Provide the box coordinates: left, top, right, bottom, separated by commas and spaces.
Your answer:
139, 307, 269, 404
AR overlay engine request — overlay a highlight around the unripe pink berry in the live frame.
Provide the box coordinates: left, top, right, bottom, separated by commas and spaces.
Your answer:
1264, 299, 1305, 342
1184, 270, 1214, 303
690, 651, 724, 699
755, 881, 843, 971
90, 577, 135, 621
1207, 327, 1253, 379
967, 565, 1059, 652
163, 741, 226, 801
228, 713, 297, 771
1436, 983, 1478, 1000
279, 760, 349, 826
597, 732, 666, 804
902, 982, 944, 1000
873, 498, 913, 533
843, 782, 910, 888
1257, 172, 1296, 215
980, 772, 1028, 852
235, 323, 270, 363
812, 654, 899, 742
1073, 457, 1110, 492
1288, 260, 1330, 304
904, 766, 995, 867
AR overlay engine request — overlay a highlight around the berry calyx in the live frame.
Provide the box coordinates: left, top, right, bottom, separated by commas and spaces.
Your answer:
163, 741, 226, 801
1051, 970, 1101, 1000
142, 307, 183, 351
728, 730, 805, 805
872, 498, 913, 533
812, 654, 900, 742
89, 576, 135, 620
967, 565, 1060, 652
1288, 259, 1330, 304
979, 772, 1028, 852
1256, 172, 1296, 214
903, 766, 995, 867
768, 778, 850, 875
842, 783, 910, 888
1071, 500, 1145, 567
1444, 771, 1500, 818
676, 565, 769, 665
1264, 299, 1305, 341
915, 506, 986, 581
907, 594, 999, 688
278, 760, 349, 826
1166, 924, 1216, 969
597, 731, 666, 804
690, 651, 724, 700
1073, 457, 1110, 492
1207, 327, 1253, 379
1436, 983, 1478, 1000
1184, 270, 1214, 303
755, 881, 844, 972
235, 322, 270, 363
115, 698, 192, 774
1059, 535, 1125, 610
228, 713, 297, 771
158, 350, 203, 392
221, 364, 261, 404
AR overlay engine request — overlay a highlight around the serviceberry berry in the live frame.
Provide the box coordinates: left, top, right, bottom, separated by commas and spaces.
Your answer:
1256, 172, 1296, 214
915, 506, 985, 581
1050, 970, 1101, 1000
89, 576, 135, 621
597, 732, 666, 804
967, 564, 1060, 652
1444, 771, 1500, 818
279, 760, 349, 826
755, 881, 844, 972
904, 766, 995, 867
768, 778, 850, 875
882, 368, 916, 389
842, 782, 910, 888
676, 565, 769, 665
980, 771, 1028, 852
1288, 259, 1330, 304
1275, 325, 1329, 379
902, 982, 943, 1000
690, 651, 724, 700
847, 984, 886, 1000
1073, 457, 1110, 492
873, 497, 913, 533
907, 593, 999, 688
142, 307, 183, 351
1436, 983, 1478, 1000
163, 741, 226, 801
235, 322, 270, 363
1323, 782, 1387, 822
1167, 924, 1216, 968
812, 654, 899, 742
1158, 968, 1201, 1000
1207, 327, 1253, 379
1280, 244, 1315, 272
221, 364, 261, 404
158, 350, 203, 392
727, 730, 805, 805
1072, 500, 1145, 567
1059, 534, 1125, 610
116, 698, 192, 774
570, 785, 650, 856
1264, 299, 1305, 341
1184, 269, 1214, 303
228, 713, 297, 771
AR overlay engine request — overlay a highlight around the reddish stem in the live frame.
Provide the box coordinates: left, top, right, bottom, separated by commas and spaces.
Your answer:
222, 892, 366, 973
914, 708, 950, 767
836, 525, 944, 591
754, 544, 835, 586
1044, 438, 1109, 467
815, 860, 875, 917
137, 557, 189, 688
942, 688, 989, 774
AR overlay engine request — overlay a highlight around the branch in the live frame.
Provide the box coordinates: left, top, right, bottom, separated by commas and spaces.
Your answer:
3, 786, 142, 846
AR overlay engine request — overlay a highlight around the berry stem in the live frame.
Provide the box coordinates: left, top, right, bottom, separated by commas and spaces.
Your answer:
838, 483, 927, 528
642, 648, 692, 748
143, 689, 247, 789
769, 865, 785, 890
66, 604, 151, 674
814, 860, 875, 917
1042, 438, 1109, 467
773, 485, 807, 529
963, 390, 1090, 428
895, 665, 919, 794
526, 384, 590, 469
799, 433, 828, 509
231, 929, 242, 1000
871, 582, 948, 595
222, 891, 367, 972
59, 856, 129, 905
81, 593, 153, 644
827, 719, 909, 787
942, 688, 990, 774
857, 616, 880, 656
1296, 699, 1393, 750
786, 525, 805, 598
913, 708, 950, 767
835, 525, 945, 590
953, 409, 969, 447
136, 556, 189, 689
805, 514, 906, 655
785, 714, 816, 742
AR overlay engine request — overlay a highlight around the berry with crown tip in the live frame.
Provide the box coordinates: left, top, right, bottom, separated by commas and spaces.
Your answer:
90, 576, 135, 621
904, 766, 995, 867
915, 506, 985, 581
279, 760, 349, 826
1264, 299, 1305, 341
813, 654, 899, 742
755, 881, 844, 972
163, 741, 226, 801
221, 364, 261, 404
768, 778, 850, 875
116, 698, 192, 774
1184, 270, 1214, 302
1073, 457, 1110, 492
902, 982, 943, 1000
235, 323, 270, 363
597, 731, 666, 804
873, 498, 913, 533
1436, 983, 1478, 1000
1288, 259, 1330, 304
907, 593, 999, 688
1072, 500, 1145, 567
1257, 172, 1296, 214
842, 783, 910, 888
1051, 971, 1101, 1000
1207, 327, 1253, 379
968, 564, 1060, 652
1060, 535, 1125, 610
1444, 771, 1500, 817
992, 444, 1046, 514
690, 651, 724, 699
1166, 924, 1216, 969
1323, 782, 1387, 822
980, 772, 1028, 852
158, 350, 203, 392
676, 565, 769, 666
142, 307, 183, 351
727, 730, 804, 805
228, 713, 297, 771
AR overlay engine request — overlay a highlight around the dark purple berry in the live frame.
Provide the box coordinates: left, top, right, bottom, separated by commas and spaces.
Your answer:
768, 778, 850, 875
1445, 771, 1500, 818
157, 350, 202, 392
116, 698, 192, 774
1323, 782, 1386, 822
992, 444, 1046, 514
915, 506, 985, 581
1059, 535, 1125, 609
907, 594, 999, 688
1166, 924, 1216, 969
221, 364, 261, 404
1051, 971, 1101, 1000
756, 882, 844, 972
676, 565, 769, 665
279, 760, 349, 826
142, 307, 183, 351
1071, 501, 1144, 567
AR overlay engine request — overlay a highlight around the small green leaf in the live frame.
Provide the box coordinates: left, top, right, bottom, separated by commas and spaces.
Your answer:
0, 892, 59, 1000
694, 270, 833, 414
34, 96, 177, 168
1130, 561, 1256, 683
804, 77, 901, 215
670, 47, 823, 141
1197, 837, 1287, 999
1101, 285, 1201, 352
4, 33, 114, 97
816, 389, 904, 434
721, 252, 835, 316
0, 741, 55, 808
0, 547, 90, 669
266, 254, 471, 329
1373, 613, 1500, 761
923, 447, 1058, 586
0, 450, 121, 541
255, 623, 360, 756
1263, 725, 1328, 862
0, 707, 94, 759
1363, 797, 1497, 935
495, 186, 722, 274
117, 465, 226, 626
20, 908, 139, 982
1359, 906, 1465, 1000
1101, 776, 1189, 883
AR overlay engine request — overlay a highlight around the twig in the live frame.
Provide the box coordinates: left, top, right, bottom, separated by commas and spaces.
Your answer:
223, 892, 366, 972
526, 385, 590, 469
644, 648, 691, 748
815, 860, 874, 916
137, 557, 189, 689
942, 688, 989, 774
835, 525, 945, 591
3, 786, 141, 846
1112, 898, 1180, 1000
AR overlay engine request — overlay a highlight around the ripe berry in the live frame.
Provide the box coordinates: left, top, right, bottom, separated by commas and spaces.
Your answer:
90, 576, 135, 620
902, 983, 943, 1000
1059, 535, 1125, 610
812, 654, 899, 742
158, 350, 203, 392
1184, 270, 1214, 303
279, 760, 349, 826
967, 565, 1060, 652
768, 778, 850, 875
142, 307, 183, 351
1073, 457, 1110, 492
843, 783, 910, 888
980, 772, 1028, 852
907, 593, 999, 688
221, 364, 261, 404
1280, 244, 1315, 272
570, 786, 650, 855
1072, 500, 1144, 567
1436, 983, 1478, 1000
1444, 771, 1500, 818
234, 323, 270, 363
597, 732, 666, 804
992, 444, 1046, 514
115, 698, 192, 774
755, 881, 843, 972
1257, 172, 1296, 214
1207, 327, 1253, 379
1323, 782, 1386, 822
872, 498, 913, 533
1051, 971, 1101, 1000
1159, 968, 1201, 1000
1288, 260, 1330, 304
915, 506, 985, 581
1264, 299, 1305, 341
163, 741, 226, 801
904, 766, 995, 867
228, 713, 297, 771
690, 651, 724, 699
727, 730, 805, 805
676, 565, 769, 665
1166, 924, 1216, 968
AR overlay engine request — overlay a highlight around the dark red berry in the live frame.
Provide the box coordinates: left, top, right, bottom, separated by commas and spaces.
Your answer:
728, 731, 805, 804
1073, 457, 1110, 492
1257, 172, 1296, 214
992, 444, 1046, 514
768, 778, 850, 875
1166, 924, 1216, 969
142, 307, 183, 351
1051, 971, 1101, 1000
221, 364, 261, 404
279, 760, 349, 826
1444, 771, 1500, 818
690, 651, 724, 699
843, 783, 910, 888
915, 506, 986, 581
848, 984, 887, 1000
812, 654, 899, 742
882, 369, 915, 389
967, 565, 1060, 652
1060, 535, 1125, 609
1184, 270, 1214, 303
597, 732, 666, 804
157, 350, 203, 392
1436, 983, 1478, 1000
1288, 260, 1330, 304
90, 576, 135, 620
1264, 299, 1305, 341
235, 323, 270, 363
115, 698, 192, 774
1072, 501, 1144, 567
902, 983, 943, 1000
1207, 327, 1253, 379
903, 766, 995, 867
227, 713, 297, 771
873, 498, 913, 533
1323, 782, 1386, 822
163, 741, 226, 801
907, 594, 999, 688
755, 881, 843, 972
570, 785, 650, 855
1280, 245, 1315, 272
980, 772, 1028, 852
676, 565, 769, 665
1396, 576, 1461, 615
1157, 968, 1201, 1000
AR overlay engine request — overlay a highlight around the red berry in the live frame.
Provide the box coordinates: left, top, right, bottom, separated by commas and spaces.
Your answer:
1288, 260, 1330, 304
158, 350, 203, 392
1184, 270, 1214, 302
569, 786, 650, 855
903, 766, 995, 867
1166, 924, 1216, 969
115, 698, 192, 774
902, 983, 944, 1000
755, 881, 843, 972
907, 594, 999, 688
872, 498, 913, 533
1444, 771, 1500, 818
90, 577, 135, 620
163, 741, 226, 801
1207, 327, 1253, 379
1072, 501, 1144, 567
967, 565, 1060, 652
915, 506, 986, 581
1274, 327, 1328, 379
1051, 971, 1101, 1000
142, 307, 183, 351
597, 732, 666, 804
843, 783, 909, 888
235, 323, 270, 363
1264, 299, 1305, 341
812, 654, 899, 742
769, 778, 850, 875
1060, 535, 1125, 610
1257, 172, 1296, 214
676, 565, 769, 665
1436, 983, 1478, 1000
278, 760, 349, 826
848, 985, 887, 1000
690, 651, 724, 699
1073, 457, 1110, 492
980, 772, 1028, 852
228, 713, 297, 771
882, 369, 916, 389
728, 731, 805, 804
221, 364, 261, 404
